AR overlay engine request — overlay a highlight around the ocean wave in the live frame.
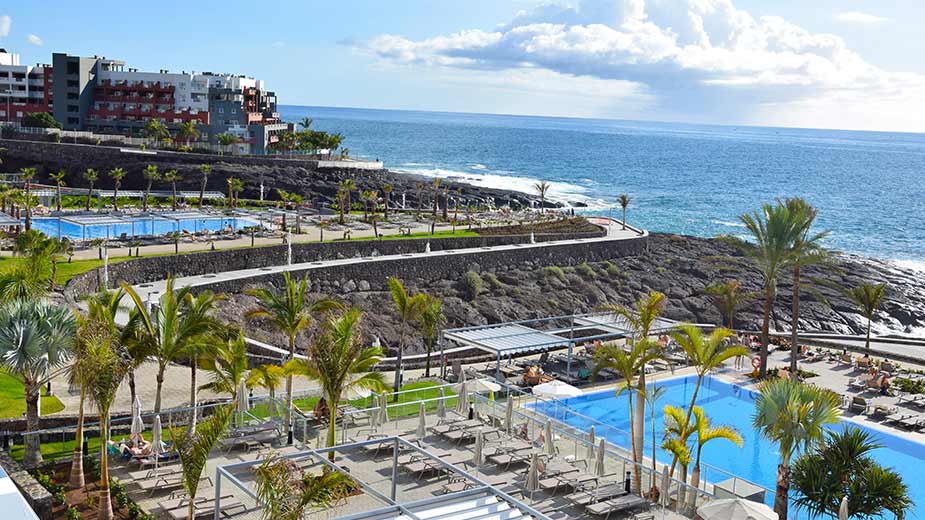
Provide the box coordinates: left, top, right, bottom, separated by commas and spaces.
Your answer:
890, 259, 925, 274
470, 163, 488, 170
391, 166, 594, 207
712, 220, 746, 228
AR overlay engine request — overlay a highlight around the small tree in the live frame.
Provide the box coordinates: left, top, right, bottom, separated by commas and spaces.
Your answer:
49, 169, 66, 212
254, 454, 356, 520
142, 164, 160, 212
82, 168, 99, 211
22, 112, 63, 129
617, 193, 631, 229
164, 169, 181, 210
108, 167, 126, 210
416, 294, 445, 378
19, 167, 36, 231
846, 283, 887, 352
533, 181, 550, 210
382, 183, 392, 219
171, 403, 234, 520
388, 277, 425, 398
703, 279, 756, 329
217, 133, 238, 155
197, 164, 211, 209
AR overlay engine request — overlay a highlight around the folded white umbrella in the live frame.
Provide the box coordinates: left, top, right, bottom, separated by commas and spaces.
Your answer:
456, 382, 469, 416
525, 452, 540, 496
586, 426, 596, 461
130, 396, 144, 441
839, 497, 849, 520
151, 415, 164, 471
236, 379, 249, 428
504, 395, 514, 433
437, 388, 447, 419
594, 439, 606, 476
697, 499, 778, 520
660, 466, 671, 507
379, 393, 390, 424
371, 393, 381, 430
468, 378, 502, 393
532, 380, 582, 400
544, 420, 556, 457
416, 403, 427, 438
472, 429, 484, 472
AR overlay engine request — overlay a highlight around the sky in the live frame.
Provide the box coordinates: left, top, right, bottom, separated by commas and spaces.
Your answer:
2, 0, 925, 132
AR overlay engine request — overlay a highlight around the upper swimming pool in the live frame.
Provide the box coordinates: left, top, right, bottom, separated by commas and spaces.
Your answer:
28, 216, 258, 240
531, 375, 924, 519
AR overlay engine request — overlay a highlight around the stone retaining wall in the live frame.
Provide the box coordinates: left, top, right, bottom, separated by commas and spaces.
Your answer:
0, 452, 52, 519
65, 230, 606, 296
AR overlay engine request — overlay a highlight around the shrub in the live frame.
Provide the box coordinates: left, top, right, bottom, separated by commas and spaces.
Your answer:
54, 489, 67, 504
65, 506, 82, 520
577, 262, 596, 279
606, 263, 623, 278
896, 377, 925, 394
483, 272, 505, 291
22, 112, 63, 129
127, 502, 143, 519
544, 266, 566, 281
461, 271, 483, 301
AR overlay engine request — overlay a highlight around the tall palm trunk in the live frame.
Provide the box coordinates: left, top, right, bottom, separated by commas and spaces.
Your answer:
56, 185, 62, 212
198, 179, 206, 209
789, 263, 801, 378
865, 316, 872, 352
24, 183, 31, 231
190, 358, 198, 431
69, 388, 87, 488
98, 410, 114, 520
171, 182, 178, 210
760, 287, 772, 377
393, 321, 405, 401
774, 460, 791, 519
424, 338, 433, 378
23, 385, 42, 468
144, 181, 153, 212
285, 334, 295, 443
154, 367, 165, 413
128, 371, 137, 410
327, 399, 338, 461
86, 183, 94, 211
625, 385, 642, 493
622, 207, 627, 229
649, 399, 658, 497
113, 183, 120, 211
675, 462, 689, 511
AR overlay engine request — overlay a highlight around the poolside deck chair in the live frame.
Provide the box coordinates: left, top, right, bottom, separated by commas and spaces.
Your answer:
884, 412, 912, 426
585, 494, 648, 520
137, 471, 211, 495
897, 415, 924, 430
166, 496, 246, 520
158, 493, 234, 513
849, 396, 868, 414
439, 474, 510, 495
567, 484, 627, 507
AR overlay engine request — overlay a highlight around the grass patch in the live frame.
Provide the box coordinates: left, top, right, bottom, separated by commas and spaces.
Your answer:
0, 370, 64, 419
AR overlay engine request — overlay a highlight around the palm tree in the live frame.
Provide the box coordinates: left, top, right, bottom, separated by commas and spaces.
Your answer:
197, 164, 211, 209
178, 120, 199, 147
662, 404, 697, 505
317, 219, 329, 243
337, 179, 356, 224
164, 169, 181, 210
0, 300, 75, 467
591, 336, 660, 493
68, 313, 101, 489
432, 177, 442, 216
246, 273, 341, 443
534, 181, 550, 209
285, 308, 386, 458
388, 277, 425, 398
254, 453, 357, 520
847, 283, 887, 353
670, 324, 748, 427
617, 193, 631, 229
181, 291, 224, 431
216, 133, 238, 155
360, 190, 372, 222
143, 119, 168, 148
199, 331, 248, 402
49, 169, 66, 212
415, 182, 425, 216
598, 291, 665, 479
108, 167, 126, 211
740, 202, 806, 377
791, 427, 911, 520
84, 326, 131, 520
643, 383, 666, 498
688, 407, 742, 508
753, 378, 841, 519
782, 198, 830, 377
299, 116, 313, 130
121, 277, 221, 412
229, 178, 244, 208
171, 403, 234, 520
19, 168, 36, 231
82, 168, 99, 211
416, 294, 445, 378
382, 183, 392, 219
703, 279, 756, 329
142, 165, 160, 212
247, 364, 286, 405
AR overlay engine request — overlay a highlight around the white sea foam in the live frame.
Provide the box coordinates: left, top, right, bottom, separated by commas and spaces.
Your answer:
470, 163, 488, 170
889, 259, 925, 274
712, 220, 746, 228
391, 165, 609, 208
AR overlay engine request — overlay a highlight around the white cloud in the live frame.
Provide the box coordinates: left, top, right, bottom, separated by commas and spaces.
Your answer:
836, 11, 887, 24
357, 0, 925, 130
0, 15, 10, 38
26, 34, 42, 46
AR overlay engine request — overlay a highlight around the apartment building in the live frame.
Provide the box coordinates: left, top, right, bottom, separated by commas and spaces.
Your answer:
1, 49, 290, 154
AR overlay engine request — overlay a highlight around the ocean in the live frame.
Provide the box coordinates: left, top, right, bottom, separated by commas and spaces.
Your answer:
279, 105, 925, 265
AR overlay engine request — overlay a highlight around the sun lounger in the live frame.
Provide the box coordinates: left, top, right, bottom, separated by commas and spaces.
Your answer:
136, 472, 212, 495
585, 494, 648, 519
540, 471, 599, 494
567, 484, 627, 506
849, 396, 868, 414
898, 415, 924, 430
128, 465, 181, 483
884, 412, 912, 426
166, 495, 246, 520
158, 493, 233, 513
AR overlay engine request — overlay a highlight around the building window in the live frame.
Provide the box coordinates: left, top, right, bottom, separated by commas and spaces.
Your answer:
67, 117, 79, 124
66, 62, 79, 75
218, 107, 224, 114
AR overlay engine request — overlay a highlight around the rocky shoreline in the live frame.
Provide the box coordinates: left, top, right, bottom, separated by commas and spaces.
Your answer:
218, 233, 925, 357
1, 138, 539, 209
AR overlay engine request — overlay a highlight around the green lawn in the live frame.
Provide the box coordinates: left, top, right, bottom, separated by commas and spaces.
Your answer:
0, 371, 64, 419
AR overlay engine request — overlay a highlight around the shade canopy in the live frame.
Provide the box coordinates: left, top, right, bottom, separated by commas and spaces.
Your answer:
697, 499, 779, 520
532, 380, 582, 399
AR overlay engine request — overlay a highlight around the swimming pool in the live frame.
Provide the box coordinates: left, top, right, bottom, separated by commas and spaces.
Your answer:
531, 375, 924, 519
28, 216, 259, 240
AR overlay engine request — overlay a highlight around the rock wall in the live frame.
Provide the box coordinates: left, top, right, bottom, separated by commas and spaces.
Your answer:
0, 452, 52, 518
65, 230, 606, 296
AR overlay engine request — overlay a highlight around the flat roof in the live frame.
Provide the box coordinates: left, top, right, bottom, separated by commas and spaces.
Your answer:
0, 213, 21, 226
444, 323, 568, 355
156, 210, 227, 221
61, 214, 131, 226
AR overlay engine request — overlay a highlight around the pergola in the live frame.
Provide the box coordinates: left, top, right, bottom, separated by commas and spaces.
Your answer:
156, 210, 233, 233
0, 213, 22, 228
442, 311, 684, 382
60, 214, 132, 240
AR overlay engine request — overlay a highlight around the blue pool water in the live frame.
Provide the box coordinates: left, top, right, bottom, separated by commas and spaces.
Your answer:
28, 217, 258, 240
532, 375, 924, 519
